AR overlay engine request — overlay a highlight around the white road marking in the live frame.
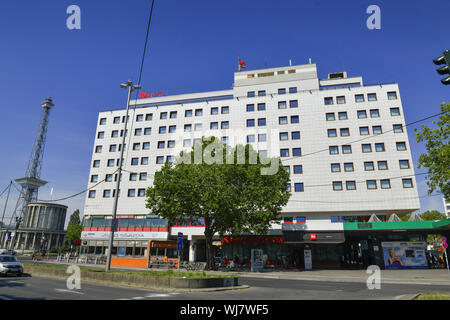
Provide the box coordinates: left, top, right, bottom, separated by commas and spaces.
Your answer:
0, 296, 13, 300
394, 294, 405, 300
54, 288, 84, 295
145, 293, 171, 298
132, 296, 146, 300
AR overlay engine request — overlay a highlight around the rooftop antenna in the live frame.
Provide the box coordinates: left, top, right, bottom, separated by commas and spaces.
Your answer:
309, 58, 312, 64
289, 59, 292, 66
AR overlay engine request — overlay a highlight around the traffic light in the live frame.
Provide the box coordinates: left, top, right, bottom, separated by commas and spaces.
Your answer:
433, 50, 450, 85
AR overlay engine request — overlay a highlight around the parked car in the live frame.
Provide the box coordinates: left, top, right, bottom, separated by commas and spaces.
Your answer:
0, 255, 23, 276
0, 249, 17, 256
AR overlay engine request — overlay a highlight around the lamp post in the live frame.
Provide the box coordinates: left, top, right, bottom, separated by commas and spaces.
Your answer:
105, 80, 141, 271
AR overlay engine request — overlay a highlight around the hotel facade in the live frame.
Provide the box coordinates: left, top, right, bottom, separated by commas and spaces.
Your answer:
81, 63, 424, 269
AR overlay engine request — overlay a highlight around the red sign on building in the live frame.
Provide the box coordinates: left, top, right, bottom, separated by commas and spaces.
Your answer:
310, 233, 317, 241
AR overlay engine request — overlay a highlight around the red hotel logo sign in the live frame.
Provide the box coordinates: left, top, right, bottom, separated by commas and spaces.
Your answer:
310, 233, 317, 241
139, 91, 164, 98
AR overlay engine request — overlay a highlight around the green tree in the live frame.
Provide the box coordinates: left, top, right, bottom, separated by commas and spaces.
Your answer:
415, 103, 450, 199
401, 210, 447, 246
146, 137, 291, 269
67, 209, 81, 228
65, 209, 82, 245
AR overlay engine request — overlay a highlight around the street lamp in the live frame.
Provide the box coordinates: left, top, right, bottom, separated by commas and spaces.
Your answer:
105, 80, 141, 271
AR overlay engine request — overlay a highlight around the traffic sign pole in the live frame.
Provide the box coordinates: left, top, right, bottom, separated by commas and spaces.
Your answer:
177, 233, 183, 272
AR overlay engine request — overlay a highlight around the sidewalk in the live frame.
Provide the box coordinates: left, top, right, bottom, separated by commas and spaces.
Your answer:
31, 259, 450, 286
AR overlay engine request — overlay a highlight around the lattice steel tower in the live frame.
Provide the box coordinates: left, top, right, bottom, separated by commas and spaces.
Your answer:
10, 97, 54, 226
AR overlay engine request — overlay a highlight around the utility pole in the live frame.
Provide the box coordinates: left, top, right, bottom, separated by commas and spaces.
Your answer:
105, 80, 141, 271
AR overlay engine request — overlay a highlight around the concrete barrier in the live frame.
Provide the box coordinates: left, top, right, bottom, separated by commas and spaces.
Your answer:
23, 265, 238, 290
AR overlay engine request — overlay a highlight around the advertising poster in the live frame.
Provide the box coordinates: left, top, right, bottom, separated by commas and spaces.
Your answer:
304, 249, 312, 270
251, 249, 264, 272
382, 242, 428, 269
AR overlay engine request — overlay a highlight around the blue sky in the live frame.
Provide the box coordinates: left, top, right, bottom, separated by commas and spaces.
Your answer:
0, 0, 449, 226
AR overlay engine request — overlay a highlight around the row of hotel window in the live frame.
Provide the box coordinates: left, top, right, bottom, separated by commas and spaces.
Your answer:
326, 124, 404, 138
327, 108, 401, 120
247, 87, 298, 98
99, 107, 231, 125
283, 215, 387, 224
327, 142, 408, 155
324, 92, 397, 105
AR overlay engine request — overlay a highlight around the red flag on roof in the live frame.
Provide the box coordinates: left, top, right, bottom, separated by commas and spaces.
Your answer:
239, 58, 246, 69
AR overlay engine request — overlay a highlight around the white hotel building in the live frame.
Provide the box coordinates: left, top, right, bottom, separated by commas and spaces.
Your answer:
81, 63, 420, 268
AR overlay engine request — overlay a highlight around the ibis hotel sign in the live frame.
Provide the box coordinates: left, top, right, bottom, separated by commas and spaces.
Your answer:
139, 91, 164, 98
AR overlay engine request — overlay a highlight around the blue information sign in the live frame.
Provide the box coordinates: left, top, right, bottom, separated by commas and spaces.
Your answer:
177, 233, 183, 251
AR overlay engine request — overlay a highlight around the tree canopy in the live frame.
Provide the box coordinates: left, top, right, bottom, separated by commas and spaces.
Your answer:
146, 137, 291, 269
65, 209, 82, 245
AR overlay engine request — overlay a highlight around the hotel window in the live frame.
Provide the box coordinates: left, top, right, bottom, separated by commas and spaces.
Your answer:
160, 112, 167, 120
337, 96, 346, 104
402, 178, 413, 188
284, 217, 293, 223
221, 136, 228, 143
184, 124, 192, 132
169, 125, 176, 133
368, 93, 377, 101
247, 104, 255, 112
143, 142, 150, 150
211, 107, 219, 115
367, 180, 377, 190
279, 117, 288, 125
159, 126, 167, 134
258, 118, 266, 126
338, 112, 348, 120
111, 130, 119, 138
128, 189, 136, 197
357, 110, 367, 119
340, 128, 350, 137
135, 128, 142, 136
157, 141, 165, 149
167, 141, 175, 148
93, 160, 100, 168
293, 165, 303, 174
210, 122, 219, 130
259, 150, 267, 157
286, 184, 291, 192
185, 110, 193, 117
280, 132, 289, 141
257, 103, 266, 111
289, 100, 298, 108
113, 117, 120, 124
132, 143, 140, 151
329, 146, 339, 155
290, 116, 299, 124
247, 119, 255, 127
333, 181, 343, 191
195, 109, 203, 117
144, 127, 152, 135
326, 113, 335, 121
289, 87, 297, 94
331, 163, 341, 173
378, 161, 388, 170
362, 144, 372, 153
258, 134, 267, 142
346, 181, 356, 190
95, 146, 102, 153
247, 91, 255, 97
122, 116, 129, 123
381, 179, 391, 189
399, 160, 410, 169
105, 174, 113, 182
140, 173, 147, 181
370, 109, 380, 118
130, 173, 137, 181
280, 149, 289, 157
120, 129, 128, 137
393, 124, 403, 133
292, 131, 300, 140
138, 189, 146, 197
396, 142, 407, 151
88, 190, 96, 198
344, 163, 354, 172
372, 126, 382, 135
342, 145, 352, 154
258, 90, 266, 97
221, 106, 229, 114
99, 118, 107, 125
170, 111, 177, 119
375, 143, 385, 152
328, 129, 337, 137
294, 183, 304, 192
278, 101, 287, 109
107, 159, 115, 167
247, 135, 255, 143
221, 121, 229, 129
166, 156, 174, 163
194, 123, 202, 131
194, 138, 201, 145
278, 88, 286, 95
136, 114, 143, 122
145, 113, 153, 121
183, 139, 191, 147
360, 127, 369, 135
156, 156, 164, 164
355, 94, 364, 103
131, 158, 139, 166
324, 97, 333, 105
292, 148, 301, 157
90, 175, 98, 183
387, 92, 398, 100
390, 107, 400, 116
97, 131, 105, 139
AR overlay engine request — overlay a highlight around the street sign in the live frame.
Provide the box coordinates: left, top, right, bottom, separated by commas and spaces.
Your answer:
442, 236, 447, 243
444, 243, 448, 249
177, 232, 183, 251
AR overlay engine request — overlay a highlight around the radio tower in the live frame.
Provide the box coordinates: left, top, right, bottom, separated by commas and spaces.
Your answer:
9, 97, 54, 226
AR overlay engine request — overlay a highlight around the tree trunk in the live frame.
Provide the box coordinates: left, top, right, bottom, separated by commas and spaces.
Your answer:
204, 218, 215, 270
